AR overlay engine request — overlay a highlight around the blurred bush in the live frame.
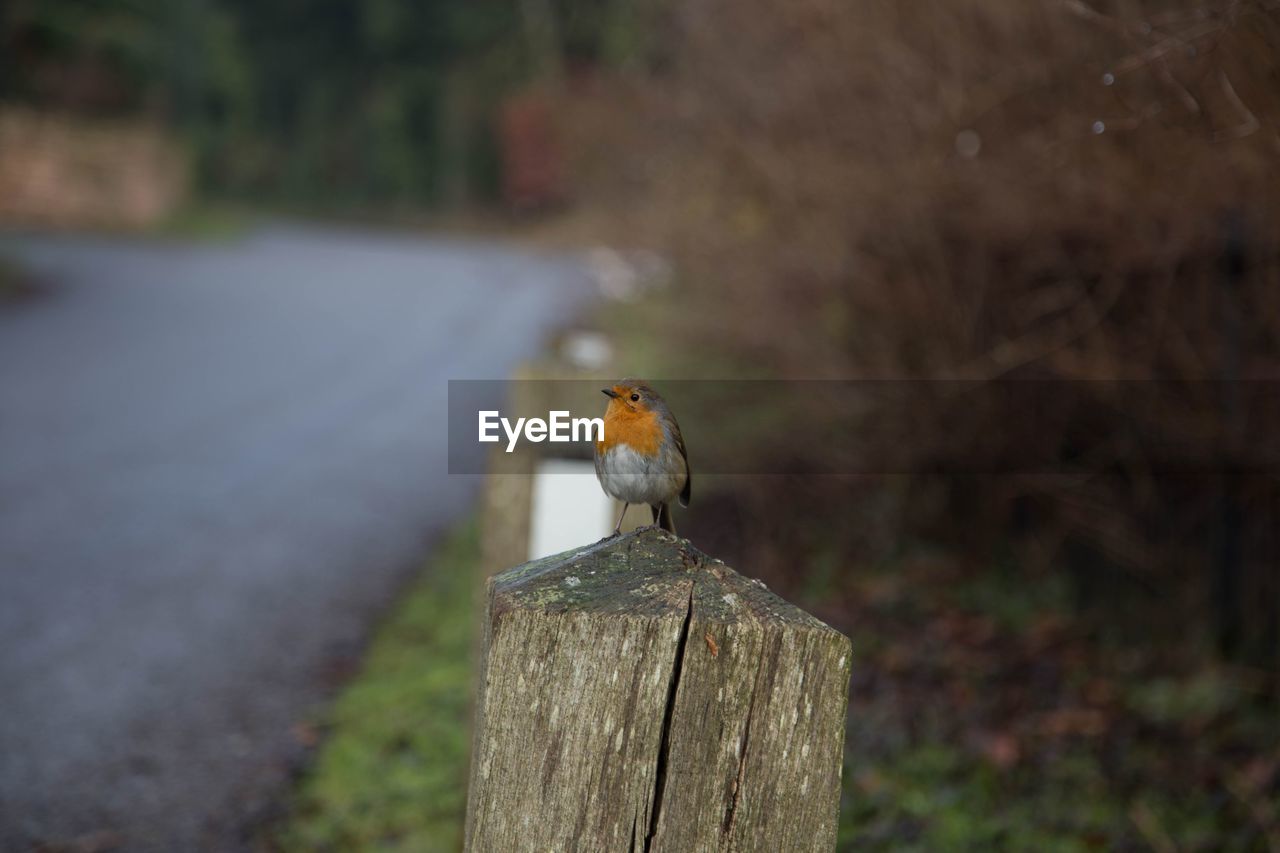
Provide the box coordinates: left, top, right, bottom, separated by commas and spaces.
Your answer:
558, 0, 1280, 673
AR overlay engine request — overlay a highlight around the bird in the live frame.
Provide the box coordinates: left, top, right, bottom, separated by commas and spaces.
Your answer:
594, 379, 691, 536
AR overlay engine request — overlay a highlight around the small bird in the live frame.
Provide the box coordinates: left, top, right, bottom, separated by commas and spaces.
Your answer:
594, 379, 691, 536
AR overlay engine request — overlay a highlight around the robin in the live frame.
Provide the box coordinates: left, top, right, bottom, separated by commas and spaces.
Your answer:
595, 379, 691, 536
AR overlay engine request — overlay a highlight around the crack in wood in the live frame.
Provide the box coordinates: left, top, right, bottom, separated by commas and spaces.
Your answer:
722, 667, 758, 839
643, 582, 695, 852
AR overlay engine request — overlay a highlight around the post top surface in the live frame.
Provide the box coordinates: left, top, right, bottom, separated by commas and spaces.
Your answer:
490, 528, 847, 637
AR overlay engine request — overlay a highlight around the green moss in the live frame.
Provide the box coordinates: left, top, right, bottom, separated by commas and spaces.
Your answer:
268, 523, 480, 851
947, 560, 1072, 633
839, 744, 1128, 851
1125, 670, 1248, 727
149, 203, 255, 241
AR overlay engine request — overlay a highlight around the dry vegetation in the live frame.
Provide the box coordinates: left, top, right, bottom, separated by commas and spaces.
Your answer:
547, 0, 1280, 845
557, 0, 1280, 661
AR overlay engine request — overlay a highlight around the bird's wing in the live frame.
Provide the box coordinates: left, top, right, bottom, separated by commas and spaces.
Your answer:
674, 424, 692, 507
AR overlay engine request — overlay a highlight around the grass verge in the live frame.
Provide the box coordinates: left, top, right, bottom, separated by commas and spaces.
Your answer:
267, 522, 479, 850
150, 203, 256, 241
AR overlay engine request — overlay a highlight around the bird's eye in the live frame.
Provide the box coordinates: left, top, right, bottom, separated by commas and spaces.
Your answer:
630, 393, 640, 402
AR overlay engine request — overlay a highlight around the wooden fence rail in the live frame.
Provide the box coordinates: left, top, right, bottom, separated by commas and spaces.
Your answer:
465, 528, 852, 851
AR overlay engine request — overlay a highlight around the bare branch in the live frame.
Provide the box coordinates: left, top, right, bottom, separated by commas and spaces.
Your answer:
1112, 19, 1224, 74
1213, 69, 1261, 140
1156, 64, 1202, 114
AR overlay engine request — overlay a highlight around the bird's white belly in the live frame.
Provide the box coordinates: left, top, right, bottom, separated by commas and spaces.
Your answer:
596, 444, 678, 504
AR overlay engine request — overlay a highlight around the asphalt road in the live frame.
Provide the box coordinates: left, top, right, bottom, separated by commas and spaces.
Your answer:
0, 223, 591, 849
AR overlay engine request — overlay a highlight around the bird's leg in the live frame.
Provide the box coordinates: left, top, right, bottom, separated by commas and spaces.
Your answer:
635, 504, 666, 533
612, 502, 629, 537
658, 502, 676, 535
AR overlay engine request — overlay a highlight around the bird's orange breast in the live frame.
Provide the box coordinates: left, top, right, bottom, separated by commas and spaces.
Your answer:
596, 404, 664, 456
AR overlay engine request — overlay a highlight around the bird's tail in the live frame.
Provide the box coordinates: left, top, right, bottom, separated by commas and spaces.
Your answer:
654, 502, 676, 535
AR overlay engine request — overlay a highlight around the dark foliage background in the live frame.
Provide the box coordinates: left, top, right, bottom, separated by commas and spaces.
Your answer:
0, 0, 664, 206
559, 0, 1280, 674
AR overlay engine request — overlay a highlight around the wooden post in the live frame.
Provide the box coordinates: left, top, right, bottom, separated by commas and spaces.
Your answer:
465, 528, 852, 851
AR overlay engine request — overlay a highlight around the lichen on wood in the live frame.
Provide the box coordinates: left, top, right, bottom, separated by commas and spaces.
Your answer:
465, 527, 852, 852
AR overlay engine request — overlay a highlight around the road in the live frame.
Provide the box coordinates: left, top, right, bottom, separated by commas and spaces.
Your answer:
0, 223, 591, 849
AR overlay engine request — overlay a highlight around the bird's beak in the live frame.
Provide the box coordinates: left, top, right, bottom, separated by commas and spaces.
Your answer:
601, 388, 621, 399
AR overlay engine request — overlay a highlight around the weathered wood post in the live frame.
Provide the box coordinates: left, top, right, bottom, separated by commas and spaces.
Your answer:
465, 528, 853, 851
